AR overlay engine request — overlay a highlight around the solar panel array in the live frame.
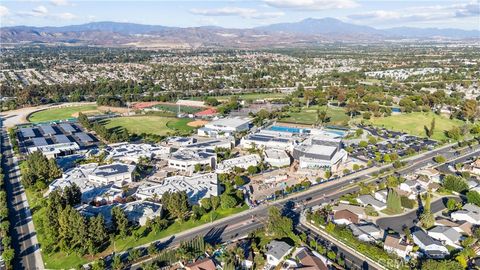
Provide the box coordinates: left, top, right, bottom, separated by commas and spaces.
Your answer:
32, 137, 48, 147
39, 125, 56, 135
20, 127, 35, 138
54, 134, 71, 144
59, 123, 76, 133
75, 132, 93, 143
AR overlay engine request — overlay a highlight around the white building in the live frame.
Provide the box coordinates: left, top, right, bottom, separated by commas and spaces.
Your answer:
412, 229, 449, 258
106, 142, 171, 163
78, 200, 163, 226
135, 173, 219, 204
28, 142, 80, 159
48, 163, 132, 203
168, 149, 217, 173
264, 149, 291, 167
185, 138, 234, 151
240, 131, 299, 152
293, 136, 347, 172
427, 226, 463, 249
88, 163, 136, 185
451, 204, 480, 225
265, 240, 293, 267
216, 154, 261, 173
198, 117, 251, 137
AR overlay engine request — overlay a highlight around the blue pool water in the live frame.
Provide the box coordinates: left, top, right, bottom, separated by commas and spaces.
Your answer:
325, 129, 346, 137
269, 125, 305, 134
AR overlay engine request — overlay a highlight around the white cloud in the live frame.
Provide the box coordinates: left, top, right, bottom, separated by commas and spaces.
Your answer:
348, 1, 480, 24
190, 7, 284, 19
0, 5, 9, 17
56, 12, 76, 20
17, 5, 49, 17
50, 0, 71, 6
32, 5, 48, 16
264, 0, 358, 10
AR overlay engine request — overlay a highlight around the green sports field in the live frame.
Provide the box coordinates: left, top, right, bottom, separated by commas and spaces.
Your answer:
104, 116, 194, 135
365, 112, 465, 141
28, 105, 99, 122
190, 92, 287, 101
280, 105, 350, 126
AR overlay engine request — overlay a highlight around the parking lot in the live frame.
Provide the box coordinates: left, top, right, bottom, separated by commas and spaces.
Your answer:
350, 125, 437, 161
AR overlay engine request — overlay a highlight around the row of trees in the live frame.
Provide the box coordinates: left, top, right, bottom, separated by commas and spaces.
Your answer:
0, 155, 15, 269
40, 184, 133, 255
20, 151, 62, 190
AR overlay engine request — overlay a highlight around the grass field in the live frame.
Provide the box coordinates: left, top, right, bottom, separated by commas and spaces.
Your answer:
364, 112, 465, 141
280, 105, 350, 126
153, 104, 202, 114
28, 105, 98, 123
104, 116, 195, 135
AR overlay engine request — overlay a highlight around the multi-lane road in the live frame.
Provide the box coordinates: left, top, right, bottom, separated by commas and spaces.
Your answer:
0, 122, 44, 270
126, 143, 480, 269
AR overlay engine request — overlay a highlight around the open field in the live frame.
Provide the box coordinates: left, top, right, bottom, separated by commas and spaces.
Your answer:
363, 112, 465, 141
28, 105, 99, 122
104, 116, 194, 135
153, 104, 203, 114
280, 105, 350, 126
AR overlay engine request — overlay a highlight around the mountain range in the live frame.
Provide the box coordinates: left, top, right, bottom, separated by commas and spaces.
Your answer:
1, 18, 478, 48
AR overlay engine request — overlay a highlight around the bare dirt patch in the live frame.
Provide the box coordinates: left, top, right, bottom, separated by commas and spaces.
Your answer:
187, 120, 208, 127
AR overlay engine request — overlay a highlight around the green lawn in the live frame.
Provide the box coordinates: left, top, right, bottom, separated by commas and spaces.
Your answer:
104, 116, 194, 135
154, 104, 202, 114
280, 105, 350, 126
28, 105, 98, 123
364, 112, 465, 141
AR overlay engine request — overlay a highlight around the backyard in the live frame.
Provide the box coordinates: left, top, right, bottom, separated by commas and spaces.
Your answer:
103, 116, 195, 135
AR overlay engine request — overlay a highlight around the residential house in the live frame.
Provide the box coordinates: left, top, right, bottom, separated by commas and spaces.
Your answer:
412, 228, 449, 258
348, 223, 384, 242
332, 204, 366, 225
384, 235, 413, 259
356, 194, 387, 211
374, 189, 388, 203
416, 168, 441, 183
427, 226, 463, 249
451, 203, 480, 225
265, 240, 293, 267
293, 247, 330, 270
185, 257, 218, 270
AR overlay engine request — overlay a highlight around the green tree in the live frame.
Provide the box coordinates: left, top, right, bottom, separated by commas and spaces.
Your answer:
220, 194, 237, 209
467, 191, 480, 206
421, 259, 463, 270
443, 175, 469, 193
266, 207, 293, 239
111, 206, 129, 237
386, 189, 402, 214
161, 191, 190, 221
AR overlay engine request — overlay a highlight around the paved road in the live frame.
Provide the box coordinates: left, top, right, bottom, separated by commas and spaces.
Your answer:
376, 196, 460, 233
124, 143, 480, 269
1, 123, 44, 270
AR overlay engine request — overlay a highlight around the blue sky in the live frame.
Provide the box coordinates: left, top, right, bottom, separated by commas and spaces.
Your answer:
0, 0, 479, 30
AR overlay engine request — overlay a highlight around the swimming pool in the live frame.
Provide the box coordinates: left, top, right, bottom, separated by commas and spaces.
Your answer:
325, 129, 346, 137
269, 125, 306, 134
